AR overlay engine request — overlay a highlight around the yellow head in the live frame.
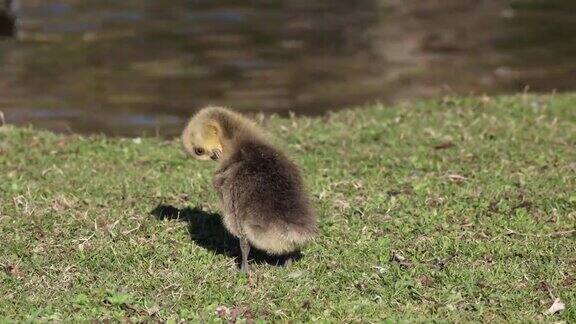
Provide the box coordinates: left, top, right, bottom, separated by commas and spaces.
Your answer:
182, 112, 223, 162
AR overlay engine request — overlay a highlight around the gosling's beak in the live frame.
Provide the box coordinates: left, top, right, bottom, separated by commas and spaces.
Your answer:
210, 149, 222, 161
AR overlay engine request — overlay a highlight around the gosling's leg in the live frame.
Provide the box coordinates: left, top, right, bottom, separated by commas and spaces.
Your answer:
284, 250, 300, 267
239, 237, 250, 273
284, 257, 293, 267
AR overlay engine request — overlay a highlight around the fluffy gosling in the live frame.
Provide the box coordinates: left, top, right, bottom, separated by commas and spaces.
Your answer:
182, 107, 317, 273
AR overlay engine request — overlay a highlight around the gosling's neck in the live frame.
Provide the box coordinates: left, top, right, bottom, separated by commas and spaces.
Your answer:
207, 109, 265, 167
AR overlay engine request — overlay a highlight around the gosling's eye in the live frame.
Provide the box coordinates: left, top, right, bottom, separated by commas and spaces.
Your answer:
194, 147, 205, 155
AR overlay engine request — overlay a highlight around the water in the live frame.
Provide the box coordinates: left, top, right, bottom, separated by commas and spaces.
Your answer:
0, 0, 575, 136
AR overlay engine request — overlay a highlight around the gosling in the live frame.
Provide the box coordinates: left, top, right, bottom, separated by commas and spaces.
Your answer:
182, 107, 317, 273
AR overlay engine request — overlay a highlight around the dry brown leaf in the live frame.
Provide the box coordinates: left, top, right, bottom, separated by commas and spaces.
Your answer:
391, 252, 412, 268
418, 275, 434, 287
57, 138, 73, 148
536, 281, 551, 293
146, 305, 160, 317
215, 305, 229, 318
215, 305, 254, 324
5, 265, 25, 278
481, 95, 493, 103
505, 229, 519, 236
545, 298, 565, 315
352, 180, 364, 189
434, 141, 454, 150
549, 230, 576, 238
446, 174, 467, 182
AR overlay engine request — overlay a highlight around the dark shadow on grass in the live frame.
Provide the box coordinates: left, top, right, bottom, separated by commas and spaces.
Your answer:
150, 204, 301, 267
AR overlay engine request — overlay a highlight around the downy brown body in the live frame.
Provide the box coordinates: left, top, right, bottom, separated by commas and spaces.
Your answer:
182, 107, 317, 270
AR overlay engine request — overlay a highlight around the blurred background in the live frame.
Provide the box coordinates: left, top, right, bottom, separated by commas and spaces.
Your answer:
0, 0, 575, 136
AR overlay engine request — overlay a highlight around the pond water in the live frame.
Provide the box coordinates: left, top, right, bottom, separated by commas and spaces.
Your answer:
0, 0, 575, 136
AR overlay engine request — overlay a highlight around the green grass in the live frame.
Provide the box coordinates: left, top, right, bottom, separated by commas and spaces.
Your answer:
1, 94, 575, 322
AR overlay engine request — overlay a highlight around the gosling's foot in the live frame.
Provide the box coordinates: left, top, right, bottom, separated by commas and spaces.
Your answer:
240, 260, 250, 274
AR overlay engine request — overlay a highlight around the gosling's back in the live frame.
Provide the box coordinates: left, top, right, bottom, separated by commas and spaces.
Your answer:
220, 137, 316, 253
